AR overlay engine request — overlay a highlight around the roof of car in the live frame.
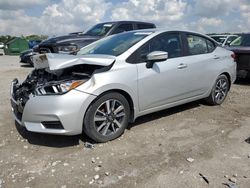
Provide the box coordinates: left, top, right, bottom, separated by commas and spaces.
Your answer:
120, 28, 220, 45
128, 28, 212, 37
99, 21, 155, 25
210, 34, 238, 37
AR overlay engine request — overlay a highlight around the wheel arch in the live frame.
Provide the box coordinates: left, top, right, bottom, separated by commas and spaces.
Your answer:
105, 89, 135, 123
83, 89, 136, 127
220, 72, 231, 90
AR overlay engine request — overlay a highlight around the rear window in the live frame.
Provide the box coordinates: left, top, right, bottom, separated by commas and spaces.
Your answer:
230, 34, 250, 47
211, 36, 226, 44
225, 36, 238, 45
187, 34, 216, 55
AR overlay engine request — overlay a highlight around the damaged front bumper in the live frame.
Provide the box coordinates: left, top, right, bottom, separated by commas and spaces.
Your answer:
10, 79, 23, 125
10, 79, 97, 135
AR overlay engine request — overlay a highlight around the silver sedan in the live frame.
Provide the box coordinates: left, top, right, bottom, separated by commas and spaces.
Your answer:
10, 29, 236, 142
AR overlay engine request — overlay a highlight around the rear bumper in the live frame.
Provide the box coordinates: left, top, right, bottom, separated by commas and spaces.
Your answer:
10, 79, 96, 135
232, 63, 237, 83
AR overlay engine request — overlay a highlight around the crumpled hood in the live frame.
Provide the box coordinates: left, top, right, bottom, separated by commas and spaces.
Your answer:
32, 53, 116, 70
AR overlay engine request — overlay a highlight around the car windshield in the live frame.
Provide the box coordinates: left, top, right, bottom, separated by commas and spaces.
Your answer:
84, 23, 115, 37
230, 34, 250, 47
211, 36, 226, 44
78, 31, 152, 56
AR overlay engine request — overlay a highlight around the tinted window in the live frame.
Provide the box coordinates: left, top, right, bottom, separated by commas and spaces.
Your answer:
112, 24, 133, 34
187, 35, 209, 55
230, 34, 250, 47
137, 23, 155, 29
127, 33, 182, 63
84, 23, 114, 36
211, 36, 226, 44
225, 36, 238, 45
230, 36, 242, 46
78, 32, 150, 56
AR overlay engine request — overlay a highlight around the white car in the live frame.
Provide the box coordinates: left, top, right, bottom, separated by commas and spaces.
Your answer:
11, 29, 236, 142
210, 34, 238, 47
0, 42, 4, 49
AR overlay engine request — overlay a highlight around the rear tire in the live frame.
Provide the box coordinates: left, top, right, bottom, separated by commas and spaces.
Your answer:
83, 92, 130, 143
206, 74, 229, 105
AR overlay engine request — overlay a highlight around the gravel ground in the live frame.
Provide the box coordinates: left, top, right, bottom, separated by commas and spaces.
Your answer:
0, 53, 250, 188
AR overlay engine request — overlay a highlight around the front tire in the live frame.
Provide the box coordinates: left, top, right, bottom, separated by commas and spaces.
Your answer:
206, 74, 229, 105
83, 92, 130, 142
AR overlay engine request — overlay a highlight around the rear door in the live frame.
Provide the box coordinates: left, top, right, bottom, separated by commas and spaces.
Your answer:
183, 33, 219, 92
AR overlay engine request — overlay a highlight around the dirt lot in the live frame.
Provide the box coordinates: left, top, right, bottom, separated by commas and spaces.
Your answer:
0, 53, 250, 188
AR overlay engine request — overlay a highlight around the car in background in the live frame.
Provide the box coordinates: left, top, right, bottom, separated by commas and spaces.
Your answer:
11, 29, 236, 142
226, 34, 250, 78
19, 40, 43, 66
35, 21, 156, 54
28, 40, 42, 49
0, 42, 4, 49
210, 34, 238, 47
20, 48, 38, 66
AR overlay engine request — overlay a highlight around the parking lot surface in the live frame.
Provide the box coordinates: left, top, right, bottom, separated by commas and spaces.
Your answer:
0, 54, 250, 188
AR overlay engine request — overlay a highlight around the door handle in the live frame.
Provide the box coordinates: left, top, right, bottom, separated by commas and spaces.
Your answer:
213, 56, 220, 59
178, 63, 187, 69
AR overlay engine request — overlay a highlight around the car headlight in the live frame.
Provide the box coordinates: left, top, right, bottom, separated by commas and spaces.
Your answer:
27, 52, 36, 56
57, 45, 78, 53
36, 80, 85, 95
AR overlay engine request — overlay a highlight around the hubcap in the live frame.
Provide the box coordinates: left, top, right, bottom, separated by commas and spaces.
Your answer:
94, 99, 126, 136
214, 79, 228, 103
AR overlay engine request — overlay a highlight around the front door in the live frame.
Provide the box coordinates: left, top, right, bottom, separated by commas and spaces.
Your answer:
134, 32, 205, 111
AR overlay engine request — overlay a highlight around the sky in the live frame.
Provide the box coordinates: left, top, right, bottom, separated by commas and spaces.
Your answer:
0, 0, 249, 36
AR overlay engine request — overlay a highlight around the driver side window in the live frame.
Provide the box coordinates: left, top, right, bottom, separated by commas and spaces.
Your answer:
127, 32, 182, 64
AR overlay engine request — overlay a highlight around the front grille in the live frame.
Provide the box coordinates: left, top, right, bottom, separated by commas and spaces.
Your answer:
42, 121, 64, 129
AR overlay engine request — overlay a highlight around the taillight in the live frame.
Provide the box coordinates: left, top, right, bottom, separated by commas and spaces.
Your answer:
231, 53, 237, 62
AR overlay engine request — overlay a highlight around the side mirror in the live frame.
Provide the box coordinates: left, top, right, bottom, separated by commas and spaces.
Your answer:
146, 51, 168, 68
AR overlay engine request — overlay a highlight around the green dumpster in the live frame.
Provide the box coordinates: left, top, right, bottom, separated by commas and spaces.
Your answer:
4, 37, 29, 55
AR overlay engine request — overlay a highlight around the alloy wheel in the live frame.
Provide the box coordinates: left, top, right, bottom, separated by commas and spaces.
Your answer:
94, 99, 126, 136
214, 78, 228, 103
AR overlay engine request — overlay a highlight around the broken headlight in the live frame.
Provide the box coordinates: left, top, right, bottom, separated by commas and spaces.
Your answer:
36, 80, 85, 95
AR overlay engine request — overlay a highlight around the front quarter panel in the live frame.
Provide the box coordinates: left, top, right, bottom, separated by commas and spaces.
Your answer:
76, 60, 139, 118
